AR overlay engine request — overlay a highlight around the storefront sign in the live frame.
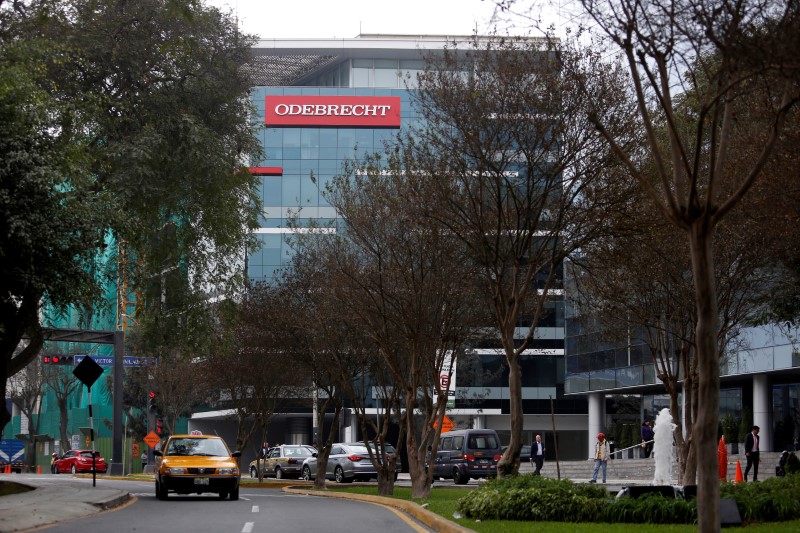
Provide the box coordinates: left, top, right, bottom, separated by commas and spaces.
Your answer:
265, 96, 401, 127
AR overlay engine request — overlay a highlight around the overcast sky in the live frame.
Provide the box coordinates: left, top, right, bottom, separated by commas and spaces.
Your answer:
207, 0, 582, 40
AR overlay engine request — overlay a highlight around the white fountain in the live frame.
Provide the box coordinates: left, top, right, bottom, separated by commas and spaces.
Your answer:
652, 407, 677, 485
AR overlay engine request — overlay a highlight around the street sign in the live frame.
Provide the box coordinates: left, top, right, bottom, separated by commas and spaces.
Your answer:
73, 355, 156, 367
433, 415, 455, 433
73, 356, 103, 388
144, 431, 161, 449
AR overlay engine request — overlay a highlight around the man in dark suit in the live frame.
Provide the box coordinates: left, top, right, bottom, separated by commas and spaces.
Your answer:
744, 425, 760, 482
532, 434, 545, 476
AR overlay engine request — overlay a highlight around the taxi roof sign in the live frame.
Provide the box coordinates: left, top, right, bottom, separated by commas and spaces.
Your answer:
190, 430, 202, 436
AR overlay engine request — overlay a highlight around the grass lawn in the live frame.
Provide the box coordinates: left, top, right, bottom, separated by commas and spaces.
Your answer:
329, 486, 800, 533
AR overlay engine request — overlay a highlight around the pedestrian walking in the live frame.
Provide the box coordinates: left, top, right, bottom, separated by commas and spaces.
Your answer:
532, 434, 545, 476
141, 451, 148, 470
744, 425, 760, 481
589, 433, 610, 483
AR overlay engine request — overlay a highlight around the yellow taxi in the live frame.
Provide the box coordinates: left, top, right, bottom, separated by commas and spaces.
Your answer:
154, 433, 241, 500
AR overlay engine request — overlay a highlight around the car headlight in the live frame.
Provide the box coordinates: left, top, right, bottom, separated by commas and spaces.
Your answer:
218, 468, 238, 475
165, 467, 185, 475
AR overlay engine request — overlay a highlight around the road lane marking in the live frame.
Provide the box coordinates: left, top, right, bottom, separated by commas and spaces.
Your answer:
242, 522, 254, 533
252, 505, 259, 513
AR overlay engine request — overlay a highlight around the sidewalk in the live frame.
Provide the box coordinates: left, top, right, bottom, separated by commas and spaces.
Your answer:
0, 475, 131, 533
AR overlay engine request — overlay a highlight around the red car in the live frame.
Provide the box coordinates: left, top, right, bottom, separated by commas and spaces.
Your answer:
54, 449, 108, 474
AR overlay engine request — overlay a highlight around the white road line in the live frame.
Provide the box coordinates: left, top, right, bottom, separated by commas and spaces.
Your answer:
252, 505, 259, 513
242, 522, 254, 533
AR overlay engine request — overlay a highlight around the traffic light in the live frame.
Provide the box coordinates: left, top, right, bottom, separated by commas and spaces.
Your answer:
148, 391, 156, 412
42, 355, 75, 365
156, 419, 163, 435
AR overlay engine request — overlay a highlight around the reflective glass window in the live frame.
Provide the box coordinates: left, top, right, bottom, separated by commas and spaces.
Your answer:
374, 59, 399, 87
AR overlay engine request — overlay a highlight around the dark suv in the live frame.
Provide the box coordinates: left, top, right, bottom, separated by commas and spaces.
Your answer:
429, 429, 502, 484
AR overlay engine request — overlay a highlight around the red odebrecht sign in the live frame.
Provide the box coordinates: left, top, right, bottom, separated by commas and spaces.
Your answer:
265, 96, 401, 128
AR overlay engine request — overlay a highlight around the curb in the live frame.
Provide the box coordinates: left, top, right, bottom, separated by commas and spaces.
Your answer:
282, 485, 474, 533
94, 492, 133, 511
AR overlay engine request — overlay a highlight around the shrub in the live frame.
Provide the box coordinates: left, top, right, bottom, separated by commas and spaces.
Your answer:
604, 492, 697, 524
720, 473, 800, 522
721, 414, 739, 443
456, 474, 607, 522
786, 452, 800, 475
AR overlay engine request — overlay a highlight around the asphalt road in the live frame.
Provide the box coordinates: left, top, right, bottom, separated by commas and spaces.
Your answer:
39, 478, 434, 533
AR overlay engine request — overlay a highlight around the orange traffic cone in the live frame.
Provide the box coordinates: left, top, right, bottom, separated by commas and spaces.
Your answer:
37, 465, 41, 474
734, 460, 744, 483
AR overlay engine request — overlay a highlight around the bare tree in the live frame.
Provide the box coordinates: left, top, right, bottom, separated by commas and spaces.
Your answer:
573, 169, 785, 484
209, 288, 294, 481
7, 354, 46, 466
310, 149, 487, 497
276, 257, 361, 490
42, 364, 81, 451
145, 355, 211, 437
399, 34, 631, 476
564, 1, 800, 529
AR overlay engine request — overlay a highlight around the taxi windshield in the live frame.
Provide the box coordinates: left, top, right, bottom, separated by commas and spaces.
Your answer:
166, 438, 229, 457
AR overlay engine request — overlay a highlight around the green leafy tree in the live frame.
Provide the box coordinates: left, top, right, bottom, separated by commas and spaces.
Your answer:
1, 0, 263, 431
0, 36, 107, 430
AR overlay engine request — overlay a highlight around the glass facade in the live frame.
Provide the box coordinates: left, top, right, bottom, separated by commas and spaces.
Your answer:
564, 314, 655, 394
247, 41, 575, 428
247, 86, 423, 282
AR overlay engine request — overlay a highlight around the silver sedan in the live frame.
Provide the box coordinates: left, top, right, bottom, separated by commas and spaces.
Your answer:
302, 442, 400, 483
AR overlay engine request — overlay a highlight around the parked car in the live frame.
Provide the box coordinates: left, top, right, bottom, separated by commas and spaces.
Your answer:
301, 442, 401, 483
249, 444, 316, 479
154, 434, 241, 500
53, 450, 108, 474
429, 429, 502, 484
502, 444, 532, 462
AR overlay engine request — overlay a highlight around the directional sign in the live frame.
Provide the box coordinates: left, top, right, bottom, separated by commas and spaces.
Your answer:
433, 415, 455, 433
73, 355, 156, 367
144, 431, 161, 449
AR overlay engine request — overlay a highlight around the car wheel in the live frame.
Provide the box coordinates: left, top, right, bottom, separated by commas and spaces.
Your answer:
250, 466, 257, 478
156, 480, 168, 500
71, 465, 76, 474
275, 466, 283, 479
453, 467, 469, 485
230, 486, 239, 501
218, 491, 229, 499
302, 465, 311, 481
334, 465, 345, 483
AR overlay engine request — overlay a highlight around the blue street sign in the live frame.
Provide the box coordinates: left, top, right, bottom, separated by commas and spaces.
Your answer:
73, 355, 156, 367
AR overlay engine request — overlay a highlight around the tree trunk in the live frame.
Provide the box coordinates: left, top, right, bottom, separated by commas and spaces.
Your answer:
497, 355, 523, 477
405, 393, 433, 498
376, 469, 395, 496
0, 380, 9, 433
58, 398, 70, 451
690, 224, 721, 533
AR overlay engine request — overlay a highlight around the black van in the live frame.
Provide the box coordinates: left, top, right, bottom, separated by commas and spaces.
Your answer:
430, 429, 502, 484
